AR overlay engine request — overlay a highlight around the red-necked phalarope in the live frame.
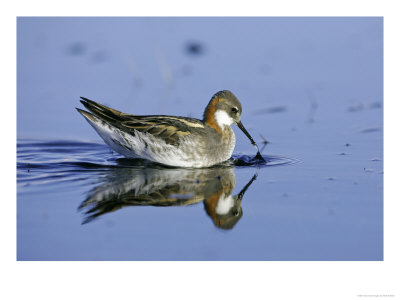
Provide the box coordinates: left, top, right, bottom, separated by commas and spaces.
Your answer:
76, 90, 261, 167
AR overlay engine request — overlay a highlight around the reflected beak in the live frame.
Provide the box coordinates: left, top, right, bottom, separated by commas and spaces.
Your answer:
237, 121, 260, 153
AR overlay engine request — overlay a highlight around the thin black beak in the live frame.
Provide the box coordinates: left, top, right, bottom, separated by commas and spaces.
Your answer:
237, 121, 259, 152
237, 121, 265, 162
237, 173, 258, 201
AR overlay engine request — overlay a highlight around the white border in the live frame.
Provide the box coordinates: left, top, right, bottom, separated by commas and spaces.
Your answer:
3, 1, 399, 299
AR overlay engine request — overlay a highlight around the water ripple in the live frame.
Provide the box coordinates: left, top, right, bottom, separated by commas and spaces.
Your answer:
17, 139, 296, 187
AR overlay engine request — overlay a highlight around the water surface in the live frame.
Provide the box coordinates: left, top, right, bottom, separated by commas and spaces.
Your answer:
17, 137, 382, 260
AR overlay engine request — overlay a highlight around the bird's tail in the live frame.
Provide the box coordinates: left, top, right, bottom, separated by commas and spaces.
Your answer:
76, 97, 127, 124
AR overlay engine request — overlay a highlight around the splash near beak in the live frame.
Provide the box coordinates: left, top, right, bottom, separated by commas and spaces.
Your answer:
237, 121, 265, 162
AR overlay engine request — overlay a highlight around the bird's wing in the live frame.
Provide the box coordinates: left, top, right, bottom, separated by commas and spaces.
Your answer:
79, 97, 205, 146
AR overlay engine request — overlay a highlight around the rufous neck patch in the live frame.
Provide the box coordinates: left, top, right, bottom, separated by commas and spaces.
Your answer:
203, 97, 222, 133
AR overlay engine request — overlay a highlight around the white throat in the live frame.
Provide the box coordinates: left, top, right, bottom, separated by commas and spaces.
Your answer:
216, 194, 235, 215
214, 110, 234, 127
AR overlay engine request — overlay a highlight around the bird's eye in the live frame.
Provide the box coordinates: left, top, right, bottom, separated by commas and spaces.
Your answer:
231, 107, 239, 114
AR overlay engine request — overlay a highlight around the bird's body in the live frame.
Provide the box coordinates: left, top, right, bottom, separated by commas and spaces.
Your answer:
77, 90, 259, 168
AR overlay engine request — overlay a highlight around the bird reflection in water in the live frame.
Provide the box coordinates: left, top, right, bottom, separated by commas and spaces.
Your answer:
79, 165, 257, 230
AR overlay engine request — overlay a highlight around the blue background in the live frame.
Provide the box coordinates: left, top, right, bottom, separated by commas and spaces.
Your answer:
17, 17, 383, 260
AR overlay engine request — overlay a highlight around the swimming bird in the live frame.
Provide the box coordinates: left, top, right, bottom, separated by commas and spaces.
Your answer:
76, 90, 261, 167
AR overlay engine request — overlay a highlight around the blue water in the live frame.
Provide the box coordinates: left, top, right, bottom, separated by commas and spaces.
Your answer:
17, 17, 383, 260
